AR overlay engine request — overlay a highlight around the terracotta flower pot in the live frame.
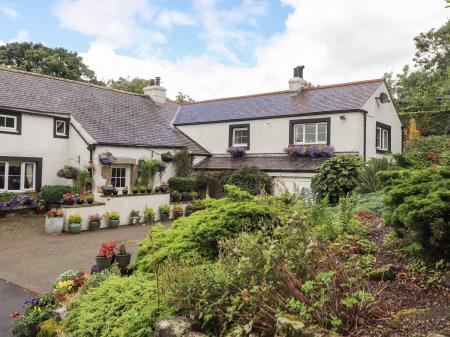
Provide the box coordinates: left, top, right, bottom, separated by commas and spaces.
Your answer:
95, 256, 112, 271
116, 253, 131, 269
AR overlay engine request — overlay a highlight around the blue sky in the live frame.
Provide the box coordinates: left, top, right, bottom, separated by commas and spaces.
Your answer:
0, 0, 448, 99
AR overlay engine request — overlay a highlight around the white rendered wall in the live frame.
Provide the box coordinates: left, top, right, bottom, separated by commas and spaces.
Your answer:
270, 172, 316, 195
363, 83, 403, 159
178, 112, 365, 155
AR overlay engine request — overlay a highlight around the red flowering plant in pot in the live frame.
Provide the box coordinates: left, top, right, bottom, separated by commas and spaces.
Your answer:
95, 240, 118, 272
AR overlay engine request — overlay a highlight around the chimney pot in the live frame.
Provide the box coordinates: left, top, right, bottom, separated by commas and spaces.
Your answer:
293, 65, 305, 78
155, 76, 161, 86
289, 65, 308, 94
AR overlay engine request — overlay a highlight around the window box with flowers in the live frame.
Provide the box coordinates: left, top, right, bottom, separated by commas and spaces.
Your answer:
226, 146, 246, 157
44, 208, 64, 234
95, 240, 117, 271
284, 144, 335, 158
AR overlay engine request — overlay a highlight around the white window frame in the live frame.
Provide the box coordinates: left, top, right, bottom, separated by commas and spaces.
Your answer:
110, 165, 129, 189
232, 127, 249, 147
376, 127, 390, 151
0, 161, 36, 192
55, 120, 67, 137
293, 122, 328, 145
0, 114, 17, 133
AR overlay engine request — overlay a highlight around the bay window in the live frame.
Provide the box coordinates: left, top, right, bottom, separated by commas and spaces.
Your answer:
0, 161, 36, 191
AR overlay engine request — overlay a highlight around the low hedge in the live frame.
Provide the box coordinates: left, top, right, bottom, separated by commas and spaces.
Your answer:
399, 110, 450, 136
168, 176, 198, 192
39, 185, 73, 205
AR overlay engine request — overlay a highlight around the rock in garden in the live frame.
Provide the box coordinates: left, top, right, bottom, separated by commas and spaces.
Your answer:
54, 306, 67, 320
183, 332, 208, 337
275, 317, 305, 337
427, 332, 450, 337
154, 316, 199, 337
389, 308, 429, 329
368, 264, 396, 281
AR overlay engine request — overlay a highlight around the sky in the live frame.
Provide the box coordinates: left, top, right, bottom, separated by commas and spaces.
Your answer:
0, 0, 448, 100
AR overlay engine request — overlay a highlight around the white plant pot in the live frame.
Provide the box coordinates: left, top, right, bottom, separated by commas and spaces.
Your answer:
45, 217, 64, 235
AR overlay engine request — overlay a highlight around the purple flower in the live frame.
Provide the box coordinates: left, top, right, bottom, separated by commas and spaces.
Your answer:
226, 146, 246, 157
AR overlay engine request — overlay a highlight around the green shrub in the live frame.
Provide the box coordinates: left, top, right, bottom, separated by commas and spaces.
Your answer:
168, 176, 198, 192
403, 135, 450, 166
312, 155, 363, 204
134, 185, 291, 272
353, 191, 385, 215
399, 111, 450, 136
39, 185, 73, 205
219, 166, 273, 195
173, 148, 192, 176
356, 158, 396, 194
380, 166, 450, 258
65, 273, 171, 337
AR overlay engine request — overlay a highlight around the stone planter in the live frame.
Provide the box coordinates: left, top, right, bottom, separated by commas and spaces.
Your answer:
109, 219, 120, 228
116, 253, 131, 269
44, 217, 64, 235
89, 221, 101, 231
95, 256, 112, 271
160, 213, 169, 222
68, 223, 82, 234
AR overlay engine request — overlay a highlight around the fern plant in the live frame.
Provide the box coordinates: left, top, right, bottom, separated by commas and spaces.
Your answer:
356, 158, 395, 194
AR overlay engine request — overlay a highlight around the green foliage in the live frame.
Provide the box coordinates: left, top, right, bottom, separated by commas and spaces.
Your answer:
380, 166, 450, 258
64, 273, 171, 337
219, 166, 273, 195
168, 176, 199, 192
175, 92, 195, 103
399, 111, 450, 136
158, 204, 170, 216
39, 185, 73, 205
68, 214, 81, 224
138, 159, 160, 186
403, 135, 450, 165
73, 169, 91, 192
173, 148, 193, 176
0, 42, 97, 82
36, 320, 64, 337
134, 185, 291, 272
353, 191, 385, 215
356, 158, 396, 194
312, 155, 363, 204
107, 77, 151, 94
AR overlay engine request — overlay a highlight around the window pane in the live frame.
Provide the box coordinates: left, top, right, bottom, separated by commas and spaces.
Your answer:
376, 128, 381, 148
24, 163, 34, 189
294, 124, 303, 143
304, 124, 316, 143
383, 130, 389, 150
8, 162, 21, 190
111, 167, 127, 188
318, 123, 327, 133
56, 121, 66, 135
0, 163, 4, 189
5, 117, 14, 128
233, 128, 248, 145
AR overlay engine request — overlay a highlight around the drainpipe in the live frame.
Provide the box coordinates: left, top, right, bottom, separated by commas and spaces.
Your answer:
363, 113, 367, 161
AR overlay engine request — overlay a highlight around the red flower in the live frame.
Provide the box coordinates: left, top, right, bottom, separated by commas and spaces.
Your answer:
9, 311, 20, 318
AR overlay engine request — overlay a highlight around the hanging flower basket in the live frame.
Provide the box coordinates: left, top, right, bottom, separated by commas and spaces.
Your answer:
226, 146, 246, 157
161, 151, 174, 163
99, 152, 115, 166
56, 166, 79, 179
284, 144, 335, 158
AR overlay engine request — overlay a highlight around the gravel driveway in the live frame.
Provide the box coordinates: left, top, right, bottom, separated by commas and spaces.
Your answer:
0, 214, 153, 293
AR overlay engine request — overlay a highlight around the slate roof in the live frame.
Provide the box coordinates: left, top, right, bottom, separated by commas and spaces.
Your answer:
0, 67, 208, 155
175, 79, 384, 125
194, 155, 328, 172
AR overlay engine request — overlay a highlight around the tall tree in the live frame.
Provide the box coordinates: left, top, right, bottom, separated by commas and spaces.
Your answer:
388, 19, 450, 112
107, 77, 154, 94
0, 42, 98, 83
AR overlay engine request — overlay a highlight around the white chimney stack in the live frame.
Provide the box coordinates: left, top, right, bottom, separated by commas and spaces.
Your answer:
289, 65, 308, 93
144, 76, 167, 105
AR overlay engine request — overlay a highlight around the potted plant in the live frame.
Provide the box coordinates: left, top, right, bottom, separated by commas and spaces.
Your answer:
112, 188, 119, 196
143, 207, 155, 224
95, 240, 117, 271
56, 165, 79, 179
172, 204, 184, 219
192, 199, 205, 212
68, 214, 82, 234
154, 185, 161, 193
86, 193, 94, 204
130, 210, 141, 225
88, 214, 102, 231
131, 186, 138, 194
76, 194, 84, 205
185, 204, 193, 216
161, 151, 174, 163
159, 204, 170, 221
146, 184, 153, 193
99, 152, 114, 166
122, 186, 128, 195
44, 208, 64, 234
62, 192, 74, 205
226, 146, 246, 157
157, 163, 166, 180
171, 190, 180, 202
160, 182, 169, 193
106, 211, 120, 228
139, 185, 146, 194
115, 243, 131, 270
101, 185, 116, 197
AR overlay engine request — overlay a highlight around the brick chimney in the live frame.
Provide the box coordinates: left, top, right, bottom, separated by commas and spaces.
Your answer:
143, 76, 167, 105
289, 66, 308, 93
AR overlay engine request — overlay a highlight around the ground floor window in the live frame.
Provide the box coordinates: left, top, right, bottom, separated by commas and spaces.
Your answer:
376, 122, 391, 152
111, 166, 129, 189
0, 161, 35, 191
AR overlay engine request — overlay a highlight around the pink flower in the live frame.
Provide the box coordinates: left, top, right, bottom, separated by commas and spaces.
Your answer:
10, 311, 20, 318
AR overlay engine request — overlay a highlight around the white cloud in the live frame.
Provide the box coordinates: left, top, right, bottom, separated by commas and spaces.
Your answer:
9, 29, 30, 43
79, 0, 448, 100
53, 0, 161, 49
155, 10, 195, 30
0, 3, 19, 18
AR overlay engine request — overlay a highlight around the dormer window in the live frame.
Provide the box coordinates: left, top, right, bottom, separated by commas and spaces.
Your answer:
0, 111, 21, 134
54, 118, 69, 138
229, 124, 250, 149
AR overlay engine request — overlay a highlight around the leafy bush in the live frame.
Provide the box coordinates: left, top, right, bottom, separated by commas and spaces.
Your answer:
312, 155, 363, 203
356, 158, 396, 194
173, 148, 192, 176
219, 166, 273, 195
353, 191, 385, 215
134, 185, 291, 272
168, 176, 198, 192
399, 111, 450, 136
65, 273, 171, 337
403, 135, 450, 166
380, 166, 450, 258
39, 185, 73, 205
